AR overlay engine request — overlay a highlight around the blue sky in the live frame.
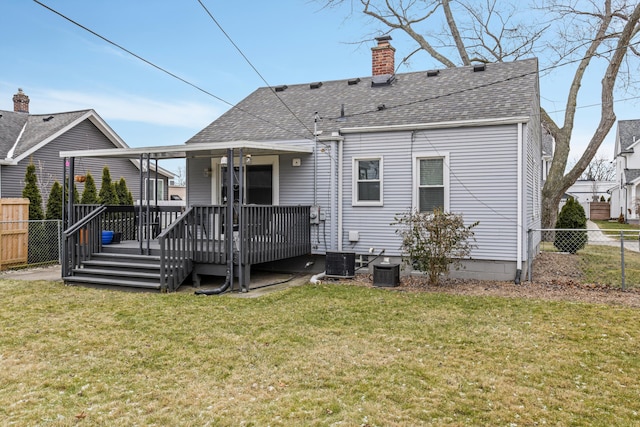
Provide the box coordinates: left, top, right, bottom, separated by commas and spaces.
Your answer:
1, 1, 637, 175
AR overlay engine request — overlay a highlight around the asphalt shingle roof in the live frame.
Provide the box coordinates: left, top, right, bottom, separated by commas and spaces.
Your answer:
187, 58, 539, 144
0, 110, 28, 159
618, 119, 640, 152
624, 168, 640, 184
0, 109, 90, 160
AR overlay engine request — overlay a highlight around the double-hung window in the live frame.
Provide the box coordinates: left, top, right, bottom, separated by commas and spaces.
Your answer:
415, 154, 448, 212
353, 157, 383, 206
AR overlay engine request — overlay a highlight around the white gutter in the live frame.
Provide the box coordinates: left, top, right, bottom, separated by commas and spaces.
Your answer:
516, 122, 523, 281
337, 137, 344, 251
340, 116, 531, 134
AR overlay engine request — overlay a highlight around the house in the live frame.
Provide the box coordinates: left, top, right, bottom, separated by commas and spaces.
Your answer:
185, 36, 542, 281
0, 89, 173, 213
560, 180, 615, 219
611, 119, 640, 221
59, 36, 542, 292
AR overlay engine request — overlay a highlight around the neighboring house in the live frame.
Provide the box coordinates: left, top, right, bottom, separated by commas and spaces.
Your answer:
182, 36, 542, 282
611, 119, 640, 221
541, 127, 554, 181
560, 180, 615, 219
0, 89, 173, 212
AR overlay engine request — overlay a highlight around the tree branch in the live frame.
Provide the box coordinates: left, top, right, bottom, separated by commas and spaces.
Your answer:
442, 0, 471, 65
564, 2, 640, 188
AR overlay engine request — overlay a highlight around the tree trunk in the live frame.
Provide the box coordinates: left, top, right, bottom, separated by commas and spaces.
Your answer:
541, 182, 564, 230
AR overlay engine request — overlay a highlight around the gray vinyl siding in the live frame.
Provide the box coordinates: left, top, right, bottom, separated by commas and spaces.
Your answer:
280, 150, 333, 253
1, 119, 146, 210
340, 125, 520, 261
186, 157, 212, 205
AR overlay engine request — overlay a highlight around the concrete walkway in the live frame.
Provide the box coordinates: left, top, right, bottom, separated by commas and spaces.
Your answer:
0, 264, 62, 282
587, 220, 640, 253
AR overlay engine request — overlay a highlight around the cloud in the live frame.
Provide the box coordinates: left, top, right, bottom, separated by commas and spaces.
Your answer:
29, 88, 223, 128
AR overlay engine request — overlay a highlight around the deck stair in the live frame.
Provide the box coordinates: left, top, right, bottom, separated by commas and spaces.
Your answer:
63, 252, 168, 291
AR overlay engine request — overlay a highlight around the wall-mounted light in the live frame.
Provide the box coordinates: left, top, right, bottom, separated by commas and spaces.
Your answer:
245, 154, 252, 164
204, 168, 212, 177
221, 156, 228, 166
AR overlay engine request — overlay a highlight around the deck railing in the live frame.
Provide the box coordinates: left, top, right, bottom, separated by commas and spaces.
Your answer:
190, 205, 228, 264
158, 207, 193, 292
64, 204, 310, 289
62, 205, 107, 277
242, 205, 311, 264
186, 205, 310, 265
73, 205, 184, 240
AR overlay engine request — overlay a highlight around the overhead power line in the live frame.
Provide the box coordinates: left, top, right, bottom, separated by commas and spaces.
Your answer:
34, 0, 640, 140
195, 0, 314, 137
33, 0, 313, 141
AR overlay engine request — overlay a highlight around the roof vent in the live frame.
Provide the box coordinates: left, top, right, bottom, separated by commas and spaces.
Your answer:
43, 116, 54, 122
347, 78, 361, 86
310, 82, 323, 89
274, 85, 288, 92
473, 64, 486, 72
427, 69, 439, 77
371, 74, 395, 87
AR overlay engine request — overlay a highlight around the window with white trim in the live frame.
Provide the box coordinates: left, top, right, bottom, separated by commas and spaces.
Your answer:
415, 155, 448, 212
144, 178, 165, 202
353, 157, 383, 205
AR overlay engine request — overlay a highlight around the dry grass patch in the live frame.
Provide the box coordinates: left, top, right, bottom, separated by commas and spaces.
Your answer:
1, 279, 640, 425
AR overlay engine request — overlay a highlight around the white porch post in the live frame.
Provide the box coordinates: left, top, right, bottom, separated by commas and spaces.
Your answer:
631, 184, 638, 220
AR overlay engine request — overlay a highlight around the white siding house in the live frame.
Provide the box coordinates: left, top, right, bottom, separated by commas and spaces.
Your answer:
181, 37, 542, 282
611, 120, 640, 221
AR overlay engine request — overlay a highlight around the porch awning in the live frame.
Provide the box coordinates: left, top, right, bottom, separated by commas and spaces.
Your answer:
59, 140, 314, 159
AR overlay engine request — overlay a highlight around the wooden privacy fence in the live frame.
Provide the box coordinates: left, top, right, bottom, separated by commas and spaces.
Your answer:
0, 198, 29, 270
589, 202, 610, 220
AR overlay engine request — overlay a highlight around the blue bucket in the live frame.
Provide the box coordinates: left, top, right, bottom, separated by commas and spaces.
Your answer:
101, 230, 114, 245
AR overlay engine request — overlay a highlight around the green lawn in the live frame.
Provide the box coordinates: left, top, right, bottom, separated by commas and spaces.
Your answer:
593, 220, 640, 240
580, 245, 640, 287
1, 280, 639, 426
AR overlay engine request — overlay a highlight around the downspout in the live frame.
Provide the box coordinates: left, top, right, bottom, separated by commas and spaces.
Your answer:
314, 113, 319, 205
227, 148, 235, 291
196, 149, 235, 296
515, 122, 523, 284
145, 153, 151, 255
337, 137, 344, 252
138, 154, 144, 255
238, 148, 246, 292
67, 157, 75, 228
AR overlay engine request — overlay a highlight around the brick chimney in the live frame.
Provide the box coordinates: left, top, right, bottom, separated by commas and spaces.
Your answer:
13, 88, 29, 113
372, 36, 395, 76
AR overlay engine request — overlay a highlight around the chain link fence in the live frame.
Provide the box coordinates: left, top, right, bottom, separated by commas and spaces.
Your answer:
529, 228, 640, 291
0, 220, 62, 270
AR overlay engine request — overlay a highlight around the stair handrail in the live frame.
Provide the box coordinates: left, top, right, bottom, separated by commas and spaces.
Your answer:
62, 205, 107, 277
157, 206, 194, 292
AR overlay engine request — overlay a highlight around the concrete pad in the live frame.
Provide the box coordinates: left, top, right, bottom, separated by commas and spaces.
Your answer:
0, 265, 62, 282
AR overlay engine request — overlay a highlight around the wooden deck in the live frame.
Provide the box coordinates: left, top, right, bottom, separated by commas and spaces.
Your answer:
62, 204, 311, 292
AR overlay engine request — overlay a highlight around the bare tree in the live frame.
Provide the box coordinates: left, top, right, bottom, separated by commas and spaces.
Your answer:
173, 166, 186, 186
35, 160, 55, 211
319, 0, 640, 228
576, 155, 615, 181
